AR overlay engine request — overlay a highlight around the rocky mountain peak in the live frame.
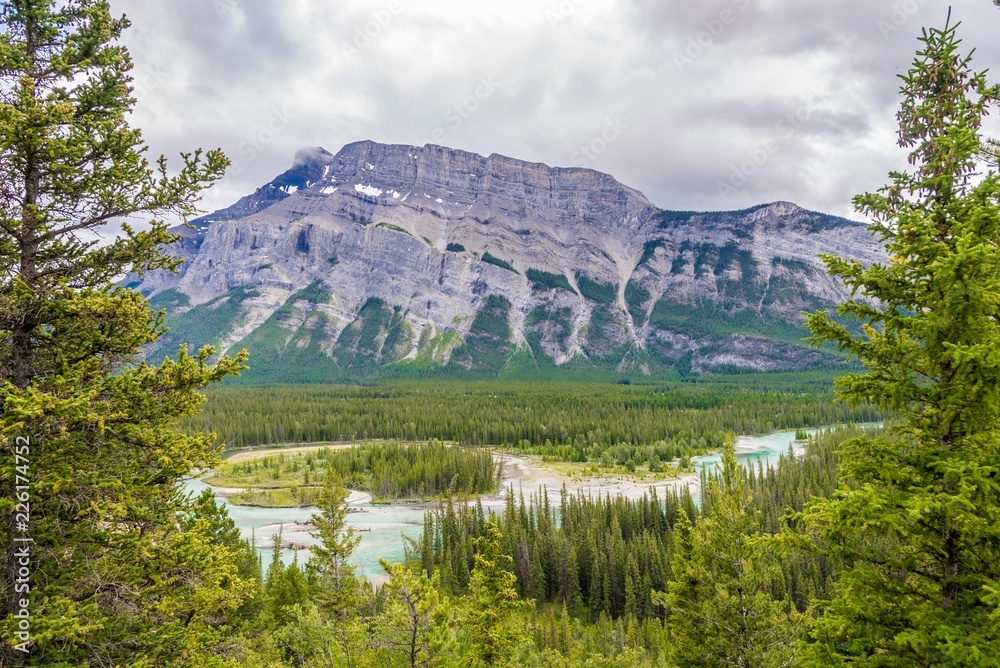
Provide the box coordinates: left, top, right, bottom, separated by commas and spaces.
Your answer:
292, 146, 335, 168
769, 200, 801, 212
138, 140, 885, 382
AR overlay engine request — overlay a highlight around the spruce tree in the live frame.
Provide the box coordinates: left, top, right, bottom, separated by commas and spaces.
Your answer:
373, 561, 455, 668
307, 474, 366, 666
802, 17, 1000, 666
463, 520, 531, 667
655, 439, 803, 668
309, 473, 361, 616
0, 0, 245, 664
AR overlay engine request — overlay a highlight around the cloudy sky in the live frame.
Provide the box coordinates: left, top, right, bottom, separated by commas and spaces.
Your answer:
108, 0, 1000, 222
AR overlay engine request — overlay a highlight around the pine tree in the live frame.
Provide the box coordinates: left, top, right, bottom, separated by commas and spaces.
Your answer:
802, 17, 1000, 666
0, 1, 244, 664
300, 474, 367, 667
463, 520, 531, 667
309, 473, 361, 617
655, 438, 803, 668
373, 561, 455, 668
266, 552, 310, 627
184, 488, 261, 588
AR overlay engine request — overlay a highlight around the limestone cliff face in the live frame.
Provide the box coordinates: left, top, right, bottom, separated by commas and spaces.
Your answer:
136, 140, 884, 380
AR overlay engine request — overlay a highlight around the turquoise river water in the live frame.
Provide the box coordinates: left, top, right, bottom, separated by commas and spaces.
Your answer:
184, 424, 868, 580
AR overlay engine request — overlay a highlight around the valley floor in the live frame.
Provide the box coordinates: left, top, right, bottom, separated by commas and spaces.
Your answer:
205, 441, 700, 511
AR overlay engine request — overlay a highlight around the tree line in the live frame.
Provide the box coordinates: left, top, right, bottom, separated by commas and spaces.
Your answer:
414, 426, 863, 626
182, 380, 881, 453
214, 440, 500, 502
3, 4, 999, 665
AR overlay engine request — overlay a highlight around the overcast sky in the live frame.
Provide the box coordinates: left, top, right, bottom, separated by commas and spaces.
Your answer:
108, 0, 1000, 222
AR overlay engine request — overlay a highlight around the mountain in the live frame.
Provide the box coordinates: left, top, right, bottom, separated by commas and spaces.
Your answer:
132, 140, 884, 382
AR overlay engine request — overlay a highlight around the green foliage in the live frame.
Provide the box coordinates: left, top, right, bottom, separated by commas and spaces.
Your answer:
711, 242, 740, 276
655, 438, 804, 667
210, 440, 501, 503
256, 481, 369, 666
265, 543, 311, 625
264, 601, 362, 667
638, 239, 667, 269
463, 521, 531, 666
450, 295, 515, 374
802, 20, 1000, 665
446, 243, 466, 253
670, 241, 691, 275
228, 486, 322, 508
719, 246, 765, 303
525, 269, 576, 294
649, 295, 811, 345
481, 252, 516, 272
576, 273, 617, 305
583, 305, 625, 358
0, 2, 247, 664
161, 286, 258, 351
1, 2, 943, 667
665, 241, 769, 305
222, 282, 345, 384
310, 475, 362, 618
376, 222, 414, 237
148, 287, 191, 310
183, 489, 262, 589
625, 281, 651, 324
468, 295, 512, 340
225, 287, 416, 385
526, 268, 575, 294
525, 306, 574, 351
180, 380, 881, 453
342, 298, 408, 354
762, 257, 821, 308
148, 283, 850, 387
371, 562, 455, 666
417, 426, 867, 628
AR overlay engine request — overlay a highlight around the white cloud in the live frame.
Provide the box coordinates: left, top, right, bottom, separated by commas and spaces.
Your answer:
110, 0, 1000, 222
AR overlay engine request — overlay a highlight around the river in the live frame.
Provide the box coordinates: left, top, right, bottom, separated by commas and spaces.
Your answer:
185, 424, 863, 580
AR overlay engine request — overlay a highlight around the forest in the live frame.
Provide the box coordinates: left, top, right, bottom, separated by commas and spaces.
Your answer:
1, 2, 999, 667
174, 425, 864, 668
207, 440, 500, 506
415, 426, 858, 622
182, 377, 881, 453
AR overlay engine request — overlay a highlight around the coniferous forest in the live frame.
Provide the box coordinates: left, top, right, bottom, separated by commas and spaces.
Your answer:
1, 2, 1000, 667
208, 441, 501, 506
182, 378, 880, 452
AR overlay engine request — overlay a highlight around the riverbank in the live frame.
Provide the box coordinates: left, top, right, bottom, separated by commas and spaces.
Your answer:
192, 425, 876, 577
204, 443, 697, 510
207, 440, 495, 507
201, 430, 814, 512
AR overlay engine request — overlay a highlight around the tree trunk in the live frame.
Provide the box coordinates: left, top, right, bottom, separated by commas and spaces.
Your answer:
3, 22, 40, 662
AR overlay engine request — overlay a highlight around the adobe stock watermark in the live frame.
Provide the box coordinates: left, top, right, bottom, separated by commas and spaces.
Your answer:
219, 104, 297, 190
674, 0, 751, 71
571, 117, 628, 169
10, 436, 33, 655
213, 0, 242, 22
546, 0, 587, 30
426, 76, 502, 146
877, 0, 929, 39
341, 0, 405, 62
716, 81, 842, 200
131, 63, 171, 101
